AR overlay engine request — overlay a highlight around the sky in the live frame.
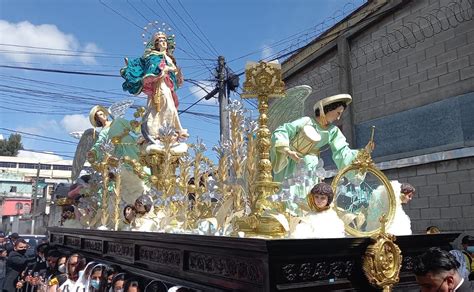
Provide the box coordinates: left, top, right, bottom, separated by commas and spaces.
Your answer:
0, 0, 366, 163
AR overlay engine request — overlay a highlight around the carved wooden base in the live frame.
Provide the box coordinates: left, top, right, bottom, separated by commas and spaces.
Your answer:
48, 227, 459, 291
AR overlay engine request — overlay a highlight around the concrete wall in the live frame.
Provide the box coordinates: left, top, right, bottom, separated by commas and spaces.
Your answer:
384, 156, 474, 235
350, 0, 474, 125
280, 0, 474, 234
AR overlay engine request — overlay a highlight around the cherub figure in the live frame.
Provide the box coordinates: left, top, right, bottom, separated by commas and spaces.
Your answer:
291, 182, 345, 238
130, 195, 160, 232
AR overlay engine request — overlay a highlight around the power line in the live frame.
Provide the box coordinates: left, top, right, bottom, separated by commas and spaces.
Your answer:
98, 0, 143, 30
0, 127, 77, 145
0, 65, 120, 77
177, 0, 220, 56
166, 0, 219, 57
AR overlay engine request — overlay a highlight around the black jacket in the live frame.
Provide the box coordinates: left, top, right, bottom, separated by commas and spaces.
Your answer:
2, 251, 35, 291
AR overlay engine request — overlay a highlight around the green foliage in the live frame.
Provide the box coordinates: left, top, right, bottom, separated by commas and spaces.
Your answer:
0, 134, 24, 156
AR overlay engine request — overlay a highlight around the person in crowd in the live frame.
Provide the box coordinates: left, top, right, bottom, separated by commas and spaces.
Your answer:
58, 253, 86, 292
460, 235, 473, 280
426, 226, 441, 234
292, 182, 345, 238
87, 264, 109, 292
105, 265, 122, 291
449, 250, 471, 281
110, 272, 127, 292
47, 254, 68, 291
414, 247, 472, 292
4, 233, 19, 255
0, 248, 6, 291
3, 238, 36, 291
123, 278, 142, 292
0, 232, 6, 249
44, 249, 61, 280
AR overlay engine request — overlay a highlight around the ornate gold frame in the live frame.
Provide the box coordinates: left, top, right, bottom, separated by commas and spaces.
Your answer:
331, 149, 396, 237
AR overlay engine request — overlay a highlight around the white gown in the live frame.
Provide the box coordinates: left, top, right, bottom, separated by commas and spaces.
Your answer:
366, 180, 412, 235
292, 207, 346, 239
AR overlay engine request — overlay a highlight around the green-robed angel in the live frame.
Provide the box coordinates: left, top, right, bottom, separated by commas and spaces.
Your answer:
269, 87, 374, 193
88, 104, 148, 205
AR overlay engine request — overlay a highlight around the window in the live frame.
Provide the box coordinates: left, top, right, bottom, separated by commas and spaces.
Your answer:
10, 186, 17, 192
0, 162, 17, 168
40, 164, 51, 170
53, 165, 72, 171
19, 163, 38, 169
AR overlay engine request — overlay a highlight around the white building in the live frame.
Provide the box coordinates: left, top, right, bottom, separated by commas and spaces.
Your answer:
0, 155, 73, 234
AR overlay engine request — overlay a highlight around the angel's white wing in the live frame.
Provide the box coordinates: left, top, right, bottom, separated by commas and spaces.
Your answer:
71, 128, 97, 181
108, 99, 134, 119
268, 85, 312, 132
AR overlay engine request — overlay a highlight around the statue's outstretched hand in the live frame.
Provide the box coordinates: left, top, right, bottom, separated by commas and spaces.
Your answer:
286, 149, 302, 162
365, 141, 375, 153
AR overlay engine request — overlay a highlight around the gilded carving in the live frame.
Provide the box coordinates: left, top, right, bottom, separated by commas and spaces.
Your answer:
188, 252, 263, 284
64, 236, 81, 248
107, 242, 134, 260
138, 246, 180, 267
363, 215, 402, 292
83, 239, 103, 253
281, 260, 353, 282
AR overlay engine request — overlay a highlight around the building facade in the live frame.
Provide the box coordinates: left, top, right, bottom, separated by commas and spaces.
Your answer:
279, 0, 474, 234
0, 155, 72, 234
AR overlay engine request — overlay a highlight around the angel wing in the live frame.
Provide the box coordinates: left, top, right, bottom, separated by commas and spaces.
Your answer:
108, 99, 134, 119
268, 85, 312, 132
71, 128, 97, 182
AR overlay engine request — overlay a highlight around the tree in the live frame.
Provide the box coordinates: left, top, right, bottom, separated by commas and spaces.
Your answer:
0, 134, 24, 156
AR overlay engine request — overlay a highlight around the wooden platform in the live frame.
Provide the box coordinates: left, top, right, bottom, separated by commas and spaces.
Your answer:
48, 227, 459, 291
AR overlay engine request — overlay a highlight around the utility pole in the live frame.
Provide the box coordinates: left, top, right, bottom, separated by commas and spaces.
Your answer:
31, 162, 40, 234
217, 56, 229, 141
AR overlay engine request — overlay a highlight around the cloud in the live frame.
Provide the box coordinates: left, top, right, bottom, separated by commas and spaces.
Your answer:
188, 80, 218, 104
17, 119, 62, 136
79, 43, 101, 65
261, 44, 274, 61
17, 150, 63, 162
60, 114, 91, 133
0, 134, 3, 140
0, 20, 101, 64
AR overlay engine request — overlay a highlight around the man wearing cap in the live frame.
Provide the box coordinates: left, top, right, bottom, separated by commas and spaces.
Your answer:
270, 93, 373, 184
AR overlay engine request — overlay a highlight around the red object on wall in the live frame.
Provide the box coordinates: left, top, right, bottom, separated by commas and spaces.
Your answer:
0, 198, 32, 216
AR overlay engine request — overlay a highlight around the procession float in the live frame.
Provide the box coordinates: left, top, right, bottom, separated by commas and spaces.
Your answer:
49, 23, 458, 291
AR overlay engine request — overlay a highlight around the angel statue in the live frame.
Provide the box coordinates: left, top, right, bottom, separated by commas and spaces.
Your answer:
87, 101, 147, 205
269, 86, 374, 198
120, 23, 188, 155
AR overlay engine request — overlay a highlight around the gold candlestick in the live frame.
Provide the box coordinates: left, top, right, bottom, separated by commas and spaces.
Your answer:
239, 61, 286, 236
